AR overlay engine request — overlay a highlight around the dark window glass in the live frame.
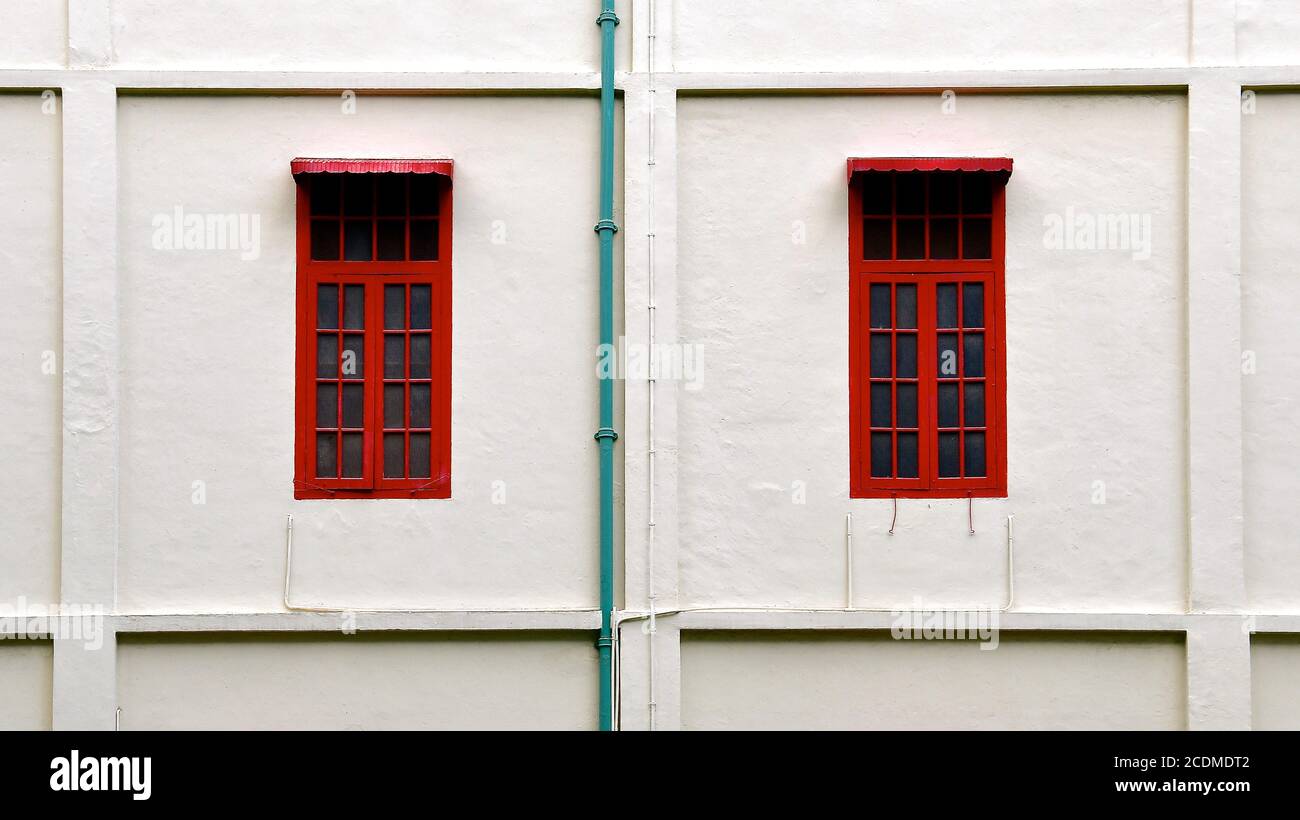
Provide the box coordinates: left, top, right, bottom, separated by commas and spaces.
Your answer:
310, 176, 341, 216
316, 432, 337, 478
316, 383, 337, 428
384, 384, 405, 429
341, 432, 363, 477
896, 173, 925, 215
870, 382, 891, 427
962, 174, 993, 214
895, 284, 917, 329
897, 432, 918, 478
871, 432, 892, 478
963, 283, 984, 328
317, 284, 339, 329
410, 334, 431, 379
963, 218, 992, 259
861, 173, 891, 216
343, 175, 373, 216
897, 219, 925, 259
863, 220, 891, 259
930, 218, 958, 259
870, 334, 891, 377
384, 433, 405, 478
964, 382, 985, 427
344, 221, 372, 261
965, 432, 987, 477
938, 382, 959, 427
384, 334, 405, 379
384, 284, 406, 330
964, 333, 985, 377
896, 383, 918, 428
341, 334, 364, 378
410, 220, 438, 261
410, 175, 440, 215
377, 220, 405, 260
938, 432, 960, 477
895, 333, 917, 378
342, 383, 364, 428
870, 283, 891, 328
937, 333, 959, 378
410, 285, 432, 329
410, 384, 431, 428
937, 284, 958, 328
343, 285, 364, 329
376, 176, 406, 217
316, 335, 337, 378
311, 220, 340, 260
930, 172, 959, 214
409, 433, 431, 478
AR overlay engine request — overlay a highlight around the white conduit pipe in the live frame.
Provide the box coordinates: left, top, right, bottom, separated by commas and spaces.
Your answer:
645, 0, 659, 732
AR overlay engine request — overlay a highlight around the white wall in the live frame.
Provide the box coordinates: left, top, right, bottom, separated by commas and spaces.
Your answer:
1251, 636, 1300, 729
1237, 0, 1300, 65
675, 93, 1187, 613
0, 0, 65, 67
0, 641, 54, 730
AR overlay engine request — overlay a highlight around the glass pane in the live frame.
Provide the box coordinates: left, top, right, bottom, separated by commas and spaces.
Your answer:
409, 433, 431, 479
384, 334, 405, 379
310, 220, 340, 260
341, 432, 364, 478
964, 382, 986, 427
410, 383, 431, 428
410, 220, 438, 261
895, 284, 917, 329
377, 220, 405, 260
938, 431, 960, 477
410, 175, 440, 216
965, 432, 987, 477
896, 173, 924, 215
315, 383, 337, 428
343, 284, 364, 329
316, 284, 339, 329
896, 219, 924, 259
343, 175, 373, 216
344, 221, 372, 261
937, 283, 958, 328
315, 432, 337, 478
385, 285, 406, 330
861, 172, 891, 216
869, 283, 891, 328
310, 176, 340, 216
963, 283, 984, 328
869, 333, 891, 377
410, 334, 431, 379
895, 333, 917, 378
896, 383, 917, 428
870, 432, 892, 478
376, 175, 406, 217
962, 174, 993, 214
342, 383, 364, 428
384, 384, 405, 429
897, 432, 918, 478
930, 172, 959, 214
963, 218, 992, 259
937, 333, 959, 378
964, 333, 985, 377
383, 433, 405, 478
316, 334, 337, 378
930, 218, 958, 259
341, 334, 364, 378
863, 220, 891, 259
410, 285, 432, 329
938, 383, 959, 428
870, 382, 891, 427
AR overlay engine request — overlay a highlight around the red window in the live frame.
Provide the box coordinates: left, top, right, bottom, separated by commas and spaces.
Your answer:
292, 159, 452, 499
848, 158, 1011, 498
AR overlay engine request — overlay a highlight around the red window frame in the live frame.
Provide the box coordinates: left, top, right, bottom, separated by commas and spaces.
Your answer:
292, 160, 453, 499
848, 158, 1010, 499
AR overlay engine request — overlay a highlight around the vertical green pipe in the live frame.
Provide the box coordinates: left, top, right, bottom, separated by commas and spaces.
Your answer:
594, 0, 620, 732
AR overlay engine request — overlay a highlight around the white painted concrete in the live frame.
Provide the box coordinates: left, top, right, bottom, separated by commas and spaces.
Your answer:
0, 642, 54, 730
1250, 635, 1300, 729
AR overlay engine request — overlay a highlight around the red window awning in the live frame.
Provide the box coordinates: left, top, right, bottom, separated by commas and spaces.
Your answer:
847, 157, 1012, 180
291, 158, 454, 178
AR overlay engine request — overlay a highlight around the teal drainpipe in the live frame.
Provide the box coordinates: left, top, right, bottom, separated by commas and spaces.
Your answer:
594, 0, 620, 732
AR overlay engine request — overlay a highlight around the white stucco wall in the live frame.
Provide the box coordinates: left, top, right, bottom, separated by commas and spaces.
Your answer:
115, 95, 623, 613
1251, 636, 1300, 729
675, 93, 1187, 612
681, 631, 1185, 730
117, 632, 596, 729
0, 94, 62, 606
0, 0, 65, 67
0, 641, 54, 730
1237, 0, 1300, 65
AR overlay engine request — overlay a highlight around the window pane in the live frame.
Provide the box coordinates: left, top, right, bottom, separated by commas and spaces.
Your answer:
410, 220, 438, 261
965, 432, 987, 477
870, 333, 891, 377
384, 384, 405, 428
896, 383, 917, 428
937, 333, 959, 378
410, 175, 440, 216
377, 220, 405, 260
869, 283, 891, 328
964, 382, 985, 427
937, 284, 958, 328
938, 432, 960, 477
895, 284, 917, 329
861, 172, 891, 216
930, 218, 958, 259
342, 383, 364, 428
938, 383, 959, 427
409, 433, 431, 478
315, 432, 337, 478
410, 383, 431, 428
962, 174, 993, 214
964, 333, 985, 377
895, 333, 917, 378
383, 433, 405, 478
897, 432, 918, 478
341, 432, 363, 477
376, 175, 406, 217
316, 383, 337, 428
897, 219, 924, 259
410, 285, 432, 329
384, 334, 405, 379
310, 176, 340, 216
930, 172, 959, 214
316, 334, 337, 377
963, 218, 992, 259
870, 382, 891, 427
384, 284, 406, 329
870, 432, 892, 478
410, 334, 431, 379
343, 175, 373, 216
344, 221, 372, 261
896, 173, 924, 215
863, 220, 891, 259
343, 284, 364, 329
341, 334, 364, 378
963, 283, 985, 328
310, 220, 340, 260
317, 284, 339, 329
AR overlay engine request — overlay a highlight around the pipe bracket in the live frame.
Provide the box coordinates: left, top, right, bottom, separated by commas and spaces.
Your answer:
594, 218, 619, 235
594, 426, 620, 443
596, 10, 621, 26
